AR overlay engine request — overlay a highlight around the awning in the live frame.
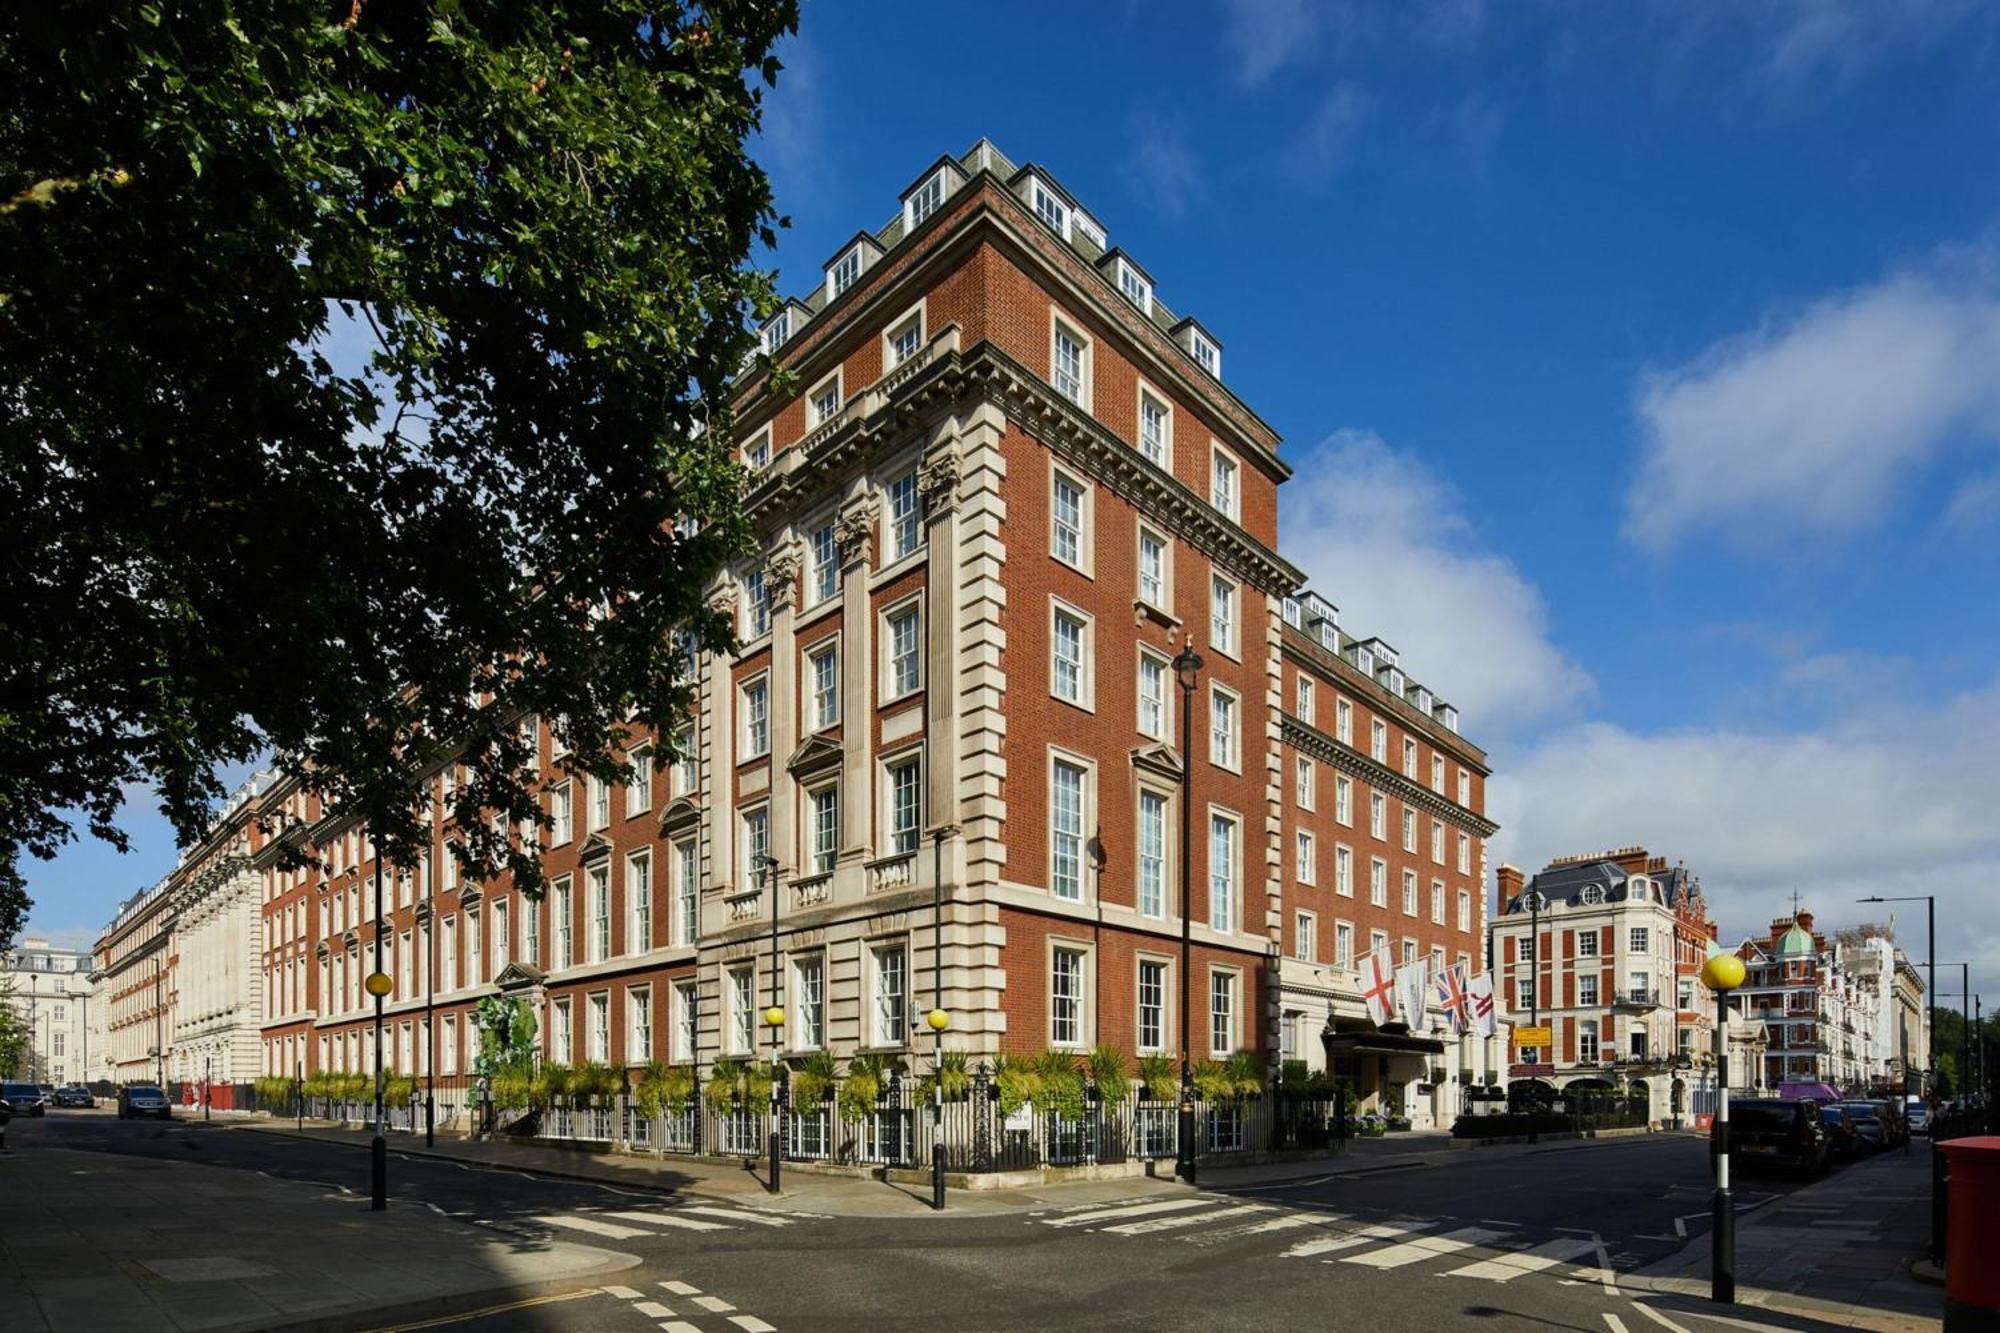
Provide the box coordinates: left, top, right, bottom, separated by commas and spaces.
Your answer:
1323, 1031, 1447, 1058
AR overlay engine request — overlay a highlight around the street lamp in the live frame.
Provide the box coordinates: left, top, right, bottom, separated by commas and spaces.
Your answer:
1172, 644, 1202, 1187
760, 853, 783, 1195
1700, 948, 1746, 1304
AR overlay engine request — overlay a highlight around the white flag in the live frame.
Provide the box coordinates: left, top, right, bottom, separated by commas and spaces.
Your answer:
1360, 946, 1397, 1027
1397, 958, 1430, 1029
1469, 971, 1497, 1039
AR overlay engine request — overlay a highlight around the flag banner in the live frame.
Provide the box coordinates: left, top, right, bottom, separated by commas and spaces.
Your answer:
1469, 971, 1497, 1038
1434, 962, 1473, 1036
1396, 957, 1430, 1030
1361, 946, 1398, 1027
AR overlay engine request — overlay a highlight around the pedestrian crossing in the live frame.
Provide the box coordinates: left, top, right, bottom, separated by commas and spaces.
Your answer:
1031, 1195, 1624, 1289
532, 1200, 806, 1242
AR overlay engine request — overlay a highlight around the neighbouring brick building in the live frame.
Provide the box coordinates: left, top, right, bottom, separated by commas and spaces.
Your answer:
94, 140, 1498, 1130
1494, 848, 1718, 1125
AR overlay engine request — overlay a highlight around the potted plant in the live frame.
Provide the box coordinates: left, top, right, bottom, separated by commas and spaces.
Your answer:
1137, 1053, 1177, 1105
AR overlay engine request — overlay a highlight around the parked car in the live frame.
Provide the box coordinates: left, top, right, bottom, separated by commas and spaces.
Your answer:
1832, 1096, 1896, 1144
1817, 1104, 1860, 1160
0, 1082, 47, 1116
1907, 1101, 1933, 1135
1848, 1099, 1905, 1147
117, 1085, 172, 1121
52, 1084, 93, 1109
1720, 1097, 1828, 1176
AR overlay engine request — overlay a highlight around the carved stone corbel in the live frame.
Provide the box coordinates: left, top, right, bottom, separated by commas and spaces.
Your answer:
835, 495, 879, 569
917, 448, 959, 518
763, 546, 802, 612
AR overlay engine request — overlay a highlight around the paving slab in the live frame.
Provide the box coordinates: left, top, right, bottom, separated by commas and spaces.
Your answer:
0, 1127, 639, 1333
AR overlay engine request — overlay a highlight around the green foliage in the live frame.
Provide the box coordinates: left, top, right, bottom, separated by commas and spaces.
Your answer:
473, 996, 538, 1078
1138, 1053, 1178, 1103
655, 1065, 696, 1115
1194, 1053, 1266, 1103
839, 1053, 898, 1123
1088, 1046, 1131, 1106
532, 1062, 573, 1108
381, 1074, 418, 1110
706, 1057, 773, 1111
1032, 1050, 1086, 1122
568, 1060, 623, 1105
491, 1065, 533, 1112
914, 1050, 973, 1105
253, 1075, 296, 1109
790, 1051, 838, 1108
0, 0, 800, 924
993, 1053, 1038, 1117
0, 976, 31, 1078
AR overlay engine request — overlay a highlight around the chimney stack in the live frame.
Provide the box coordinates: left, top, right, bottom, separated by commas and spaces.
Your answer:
1497, 864, 1526, 911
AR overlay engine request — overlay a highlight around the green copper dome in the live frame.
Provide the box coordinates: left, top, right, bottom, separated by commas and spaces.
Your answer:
1774, 921, 1816, 957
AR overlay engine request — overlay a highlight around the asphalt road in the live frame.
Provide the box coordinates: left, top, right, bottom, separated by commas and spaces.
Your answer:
30, 1111, 1841, 1333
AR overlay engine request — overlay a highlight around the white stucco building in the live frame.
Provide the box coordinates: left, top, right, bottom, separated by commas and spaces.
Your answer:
2, 937, 97, 1085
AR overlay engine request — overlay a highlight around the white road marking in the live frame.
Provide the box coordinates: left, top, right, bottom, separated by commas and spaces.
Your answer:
1105, 1204, 1270, 1235
730, 1318, 777, 1333
1041, 1198, 1214, 1228
634, 1302, 674, 1319
1604, 1315, 1631, 1333
536, 1214, 653, 1240
661, 1280, 702, 1295
660, 1323, 701, 1333
1444, 1236, 1599, 1282
1342, 1225, 1509, 1269
1591, 1234, 1620, 1295
604, 1285, 643, 1300
1630, 1301, 1694, 1333
678, 1205, 795, 1227
603, 1209, 733, 1231
1284, 1219, 1438, 1259
1194, 1211, 1338, 1241
693, 1295, 736, 1313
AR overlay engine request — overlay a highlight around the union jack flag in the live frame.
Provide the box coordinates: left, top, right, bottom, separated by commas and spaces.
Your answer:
1434, 962, 1474, 1035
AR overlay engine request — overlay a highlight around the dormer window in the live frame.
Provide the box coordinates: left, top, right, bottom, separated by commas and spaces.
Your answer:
1032, 180, 1069, 239
1318, 622, 1338, 650
1355, 646, 1375, 677
1117, 260, 1151, 313
1439, 705, 1459, 732
906, 169, 946, 228
1190, 330, 1221, 378
763, 310, 790, 353
1388, 667, 1405, 695
1282, 597, 1301, 627
828, 245, 863, 299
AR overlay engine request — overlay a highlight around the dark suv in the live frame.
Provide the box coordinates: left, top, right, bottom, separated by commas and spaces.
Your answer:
0, 1082, 47, 1116
1719, 1098, 1828, 1176
118, 1085, 173, 1121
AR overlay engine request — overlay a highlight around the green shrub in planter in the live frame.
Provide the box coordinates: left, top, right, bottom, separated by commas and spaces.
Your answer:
568, 1061, 623, 1106
1031, 1050, 1086, 1121
992, 1053, 1039, 1117
631, 1061, 668, 1120
838, 1053, 896, 1122
1137, 1053, 1177, 1104
657, 1065, 696, 1115
491, 1066, 533, 1112
705, 1058, 747, 1112
531, 1063, 572, 1109
790, 1051, 838, 1108
383, 1075, 418, 1109
1088, 1046, 1131, 1106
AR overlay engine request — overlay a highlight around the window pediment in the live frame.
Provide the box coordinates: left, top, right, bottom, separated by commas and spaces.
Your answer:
576, 832, 613, 865
788, 733, 844, 779
659, 796, 701, 835
1130, 743, 1186, 782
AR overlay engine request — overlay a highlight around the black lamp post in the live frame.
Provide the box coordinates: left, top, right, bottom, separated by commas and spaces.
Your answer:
1172, 644, 1202, 1186
366, 854, 390, 1210
416, 899, 435, 1147
759, 853, 783, 1195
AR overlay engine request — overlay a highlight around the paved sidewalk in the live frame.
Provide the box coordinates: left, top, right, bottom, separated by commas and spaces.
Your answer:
1628, 1144, 1941, 1331
0, 1128, 637, 1332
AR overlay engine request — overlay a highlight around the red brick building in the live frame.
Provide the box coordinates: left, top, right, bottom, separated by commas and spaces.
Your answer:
127, 140, 1497, 1127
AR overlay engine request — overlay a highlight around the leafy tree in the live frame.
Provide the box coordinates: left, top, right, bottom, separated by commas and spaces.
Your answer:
0, 1, 800, 936
0, 975, 29, 1079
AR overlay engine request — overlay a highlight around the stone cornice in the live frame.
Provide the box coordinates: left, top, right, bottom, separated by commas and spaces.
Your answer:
746, 337, 1302, 599
1281, 716, 1499, 838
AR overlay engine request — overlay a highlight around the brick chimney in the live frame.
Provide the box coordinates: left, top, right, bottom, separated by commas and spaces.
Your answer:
1497, 864, 1526, 912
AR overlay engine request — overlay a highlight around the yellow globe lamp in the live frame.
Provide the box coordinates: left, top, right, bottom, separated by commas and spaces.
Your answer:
1699, 951, 1745, 994
925, 1008, 951, 1033
364, 971, 394, 999
763, 1005, 785, 1028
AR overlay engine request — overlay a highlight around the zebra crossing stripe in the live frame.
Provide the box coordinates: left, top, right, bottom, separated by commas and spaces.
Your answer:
676, 1205, 796, 1227
535, 1214, 654, 1240
1104, 1203, 1270, 1236
1193, 1211, 1341, 1242
1443, 1236, 1599, 1282
603, 1209, 734, 1232
1041, 1198, 1215, 1228
1283, 1219, 1437, 1259
1342, 1226, 1511, 1270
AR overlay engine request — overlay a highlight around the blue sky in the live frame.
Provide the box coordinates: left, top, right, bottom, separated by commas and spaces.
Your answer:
26, 2, 2000, 1003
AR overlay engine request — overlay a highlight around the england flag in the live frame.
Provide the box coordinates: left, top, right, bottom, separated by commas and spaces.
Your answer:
1360, 946, 1398, 1027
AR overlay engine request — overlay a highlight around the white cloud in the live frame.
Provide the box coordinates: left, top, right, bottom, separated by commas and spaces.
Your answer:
1122, 114, 1206, 220
1279, 430, 1594, 737
1493, 673, 2000, 999
1282, 83, 1377, 190
753, 33, 826, 208
1625, 250, 2000, 553
1218, 0, 1322, 86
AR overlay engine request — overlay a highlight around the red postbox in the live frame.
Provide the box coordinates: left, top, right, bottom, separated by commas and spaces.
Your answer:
1939, 1136, 2000, 1330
